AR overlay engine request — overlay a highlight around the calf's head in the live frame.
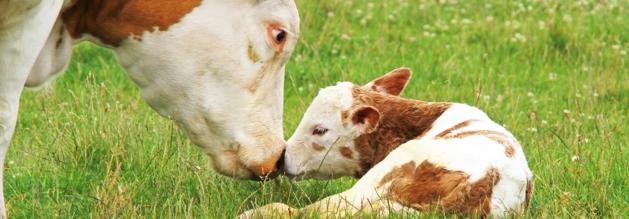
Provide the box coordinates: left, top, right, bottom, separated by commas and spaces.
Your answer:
283, 68, 412, 179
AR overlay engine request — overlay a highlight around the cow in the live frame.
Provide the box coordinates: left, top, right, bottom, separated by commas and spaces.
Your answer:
240, 68, 533, 218
0, 0, 299, 216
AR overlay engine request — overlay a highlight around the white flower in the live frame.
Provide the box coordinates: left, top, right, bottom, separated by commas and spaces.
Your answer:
511, 33, 527, 42
327, 12, 334, 17
549, 72, 557, 80
562, 14, 573, 22
341, 34, 351, 41
527, 92, 534, 97
563, 109, 571, 114
571, 155, 579, 162
538, 21, 546, 30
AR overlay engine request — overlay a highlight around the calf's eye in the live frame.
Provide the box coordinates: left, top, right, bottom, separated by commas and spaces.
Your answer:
312, 126, 328, 136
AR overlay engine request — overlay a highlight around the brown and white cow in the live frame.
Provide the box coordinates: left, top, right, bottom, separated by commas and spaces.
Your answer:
0, 0, 299, 216
241, 68, 533, 218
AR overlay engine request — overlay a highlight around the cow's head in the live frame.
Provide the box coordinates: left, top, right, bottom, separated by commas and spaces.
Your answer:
283, 68, 411, 179
29, 0, 300, 179
138, 0, 301, 180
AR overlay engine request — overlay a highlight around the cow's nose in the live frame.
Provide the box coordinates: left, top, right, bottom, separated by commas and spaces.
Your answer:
250, 148, 286, 181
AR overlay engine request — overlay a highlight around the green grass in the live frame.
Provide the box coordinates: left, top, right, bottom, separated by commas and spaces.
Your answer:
8, 0, 628, 218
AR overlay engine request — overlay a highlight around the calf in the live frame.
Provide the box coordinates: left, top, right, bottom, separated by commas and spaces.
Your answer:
241, 68, 533, 218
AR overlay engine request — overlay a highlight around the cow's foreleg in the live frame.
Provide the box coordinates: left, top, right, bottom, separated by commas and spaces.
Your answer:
0, 0, 64, 217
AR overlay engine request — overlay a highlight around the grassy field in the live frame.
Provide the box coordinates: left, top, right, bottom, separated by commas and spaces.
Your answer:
7, 0, 628, 218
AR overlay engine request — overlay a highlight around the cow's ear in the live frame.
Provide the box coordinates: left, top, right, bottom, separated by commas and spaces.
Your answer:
351, 106, 380, 134
363, 67, 412, 96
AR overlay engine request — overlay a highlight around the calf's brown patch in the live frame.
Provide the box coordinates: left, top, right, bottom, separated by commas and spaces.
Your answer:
438, 128, 517, 158
350, 87, 451, 175
311, 143, 325, 151
435, 119, 475, 138
339, 146, 353, 159
367, 68, 412, 96
379, 161, 500, 217
62, 0, 202, 46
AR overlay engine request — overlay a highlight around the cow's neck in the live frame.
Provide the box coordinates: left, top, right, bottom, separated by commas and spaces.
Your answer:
61, 0, 202, 46
352, 89, 451, 177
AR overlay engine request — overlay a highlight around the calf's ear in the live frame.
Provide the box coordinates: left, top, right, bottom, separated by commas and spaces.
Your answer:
351, 106, 380, 134
363, 67, 412, 96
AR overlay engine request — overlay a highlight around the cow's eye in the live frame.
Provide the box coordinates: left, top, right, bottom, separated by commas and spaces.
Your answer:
272, 28, 286, 44
267, 24, 287, 52
312, 126, 328, 136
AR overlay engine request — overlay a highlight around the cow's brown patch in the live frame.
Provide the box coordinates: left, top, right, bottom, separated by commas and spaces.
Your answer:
339, 146, 353, 159
312, 143, 325, 151
350, 87, 451, 175
380, 161, 500, 217
62, 0, 202, 46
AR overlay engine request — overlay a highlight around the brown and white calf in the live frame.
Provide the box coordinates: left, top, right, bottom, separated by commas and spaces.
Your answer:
1, 0, 299, 216
241, 68, 533, 218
